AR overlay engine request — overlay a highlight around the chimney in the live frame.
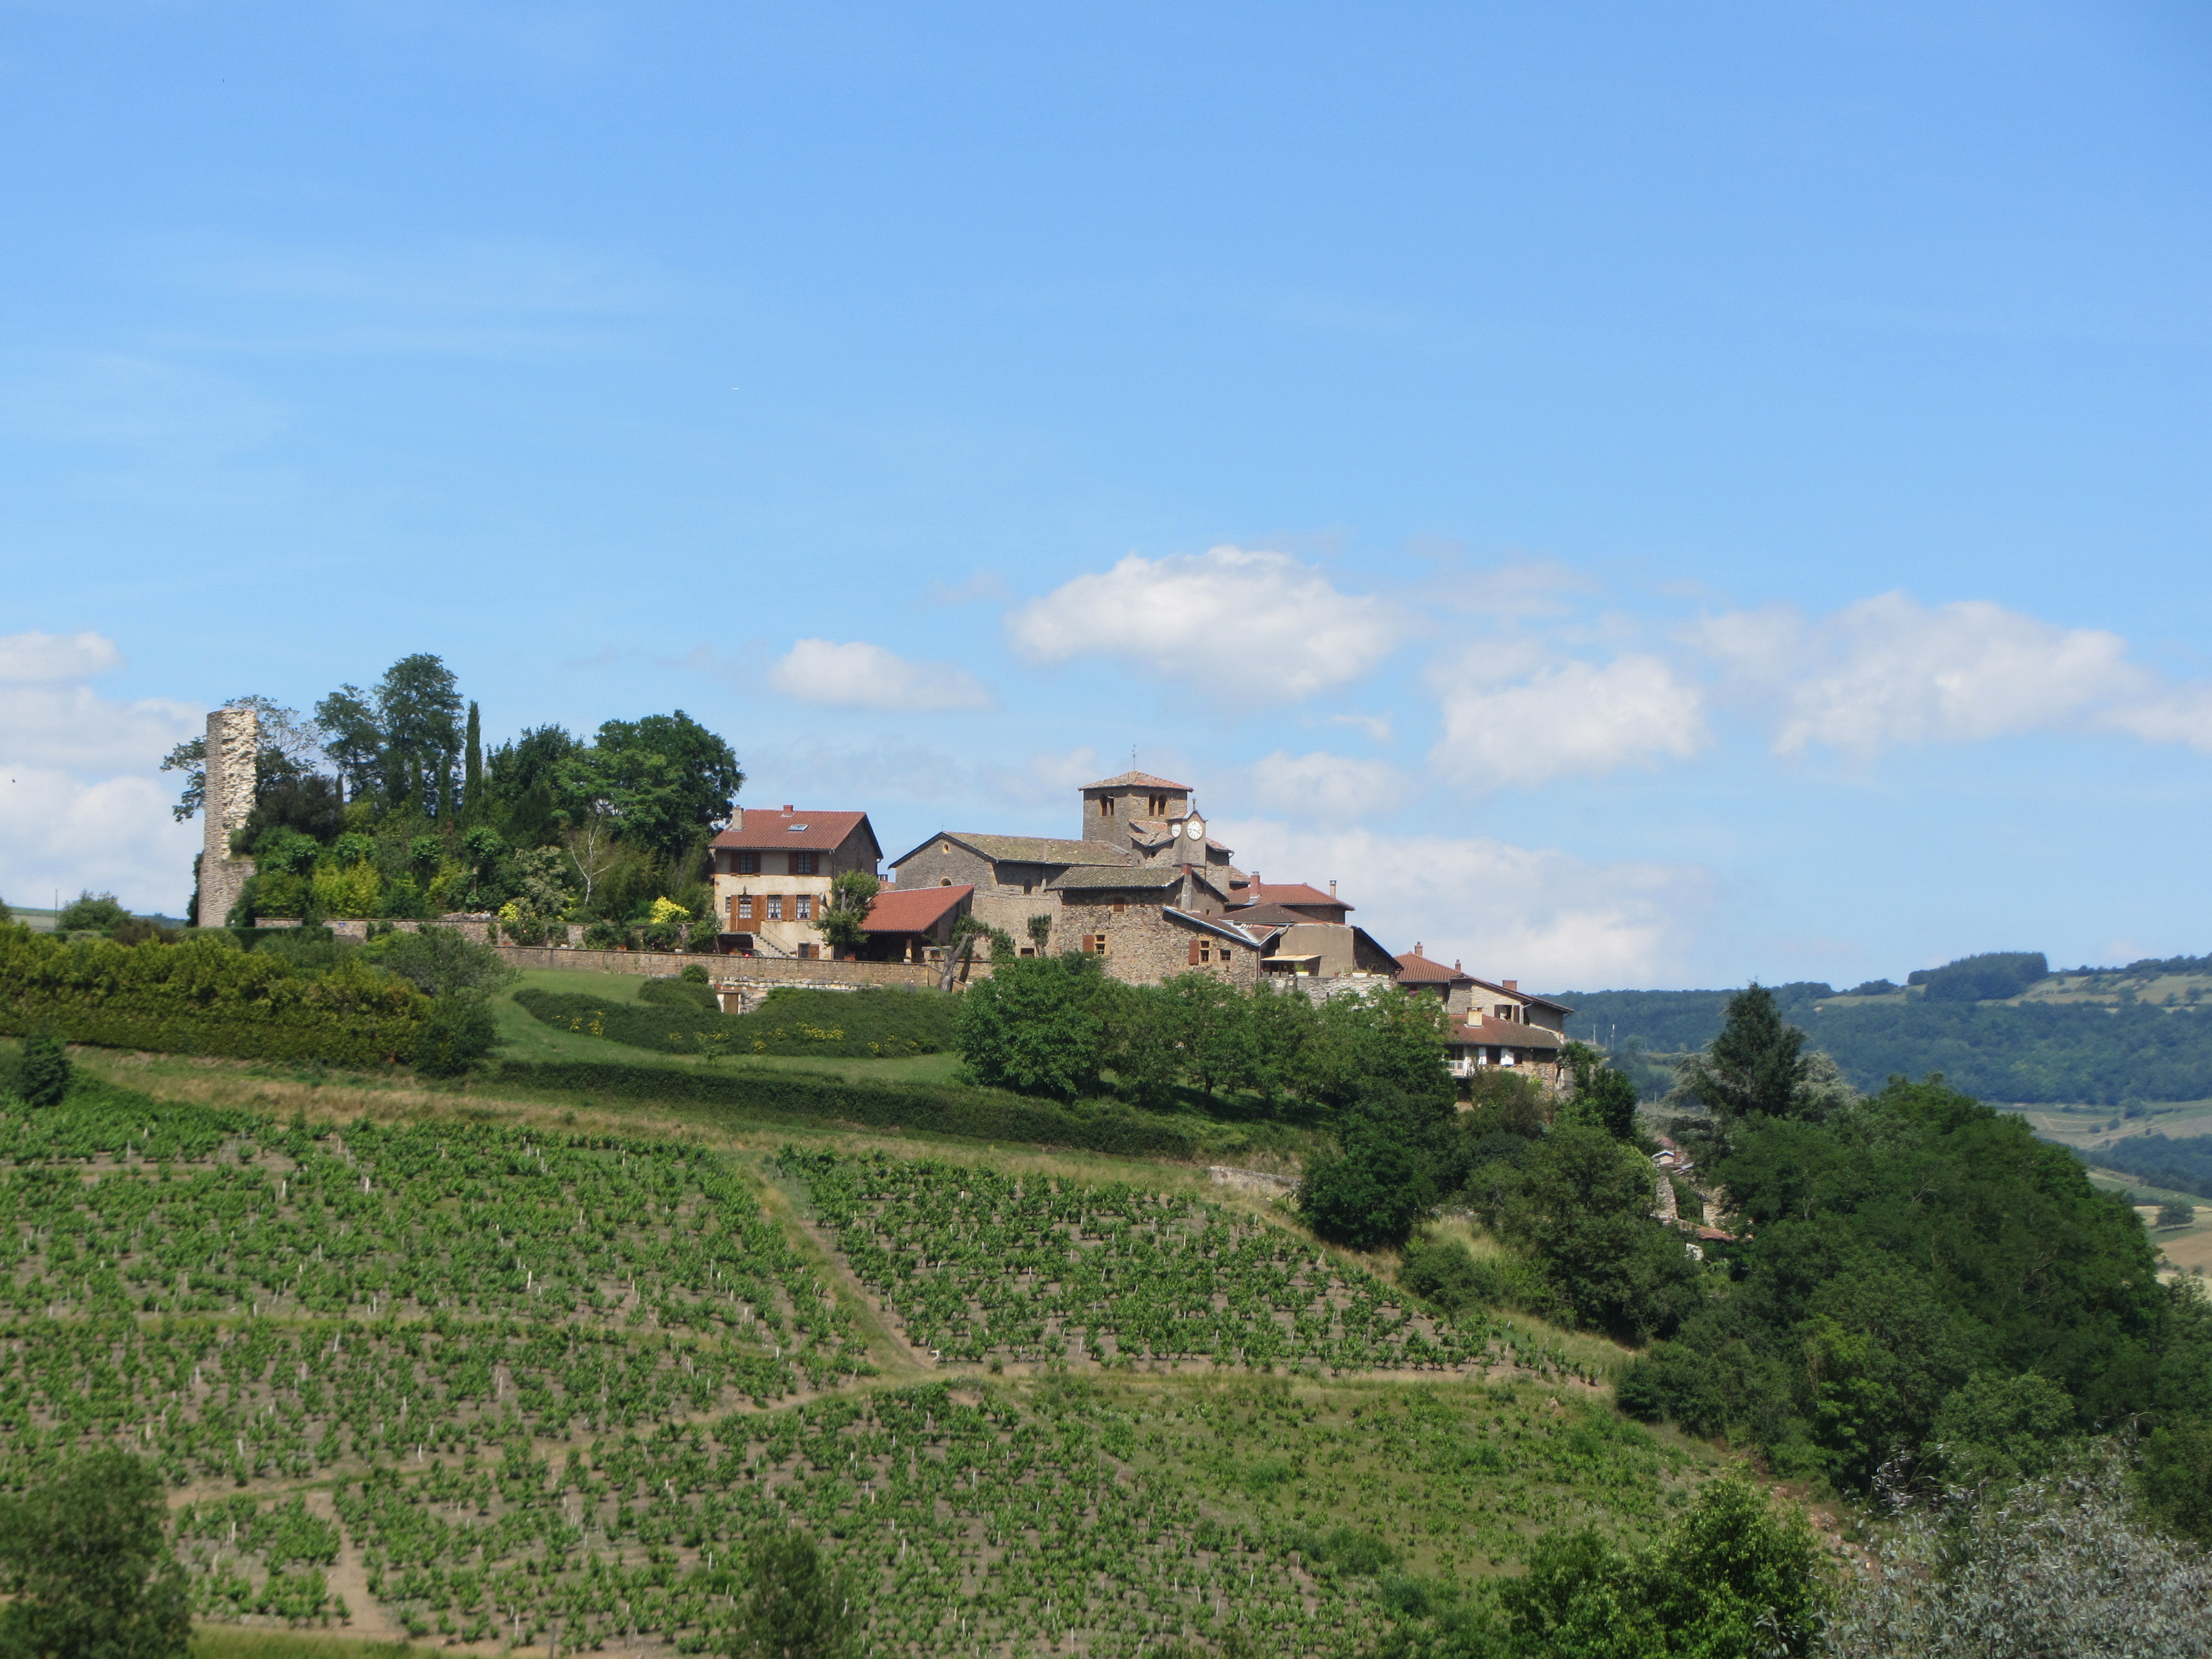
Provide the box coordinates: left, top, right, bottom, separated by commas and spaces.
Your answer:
782, 804, 794, 813
1414, 942, 1424, 957
1503, 979, 1517, 992
1328, 880, 1337, 898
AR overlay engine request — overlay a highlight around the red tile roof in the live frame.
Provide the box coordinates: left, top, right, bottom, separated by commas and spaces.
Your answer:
861, 885, 971, 933
1448, 1016, 1563, 1050
711, 808, 876, 853
1233, 881, 1347, 912
1394, 951, 1470, 984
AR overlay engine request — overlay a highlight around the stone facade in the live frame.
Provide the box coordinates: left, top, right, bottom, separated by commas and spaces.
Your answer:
1052, 888, 1261, 986
199, 706, 258, 928
889, 833, 1108, 943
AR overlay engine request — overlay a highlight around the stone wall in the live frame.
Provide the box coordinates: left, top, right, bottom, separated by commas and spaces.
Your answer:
199, 707, 258, 928
487, 944, 974, 991
1053, 899, 1260, 987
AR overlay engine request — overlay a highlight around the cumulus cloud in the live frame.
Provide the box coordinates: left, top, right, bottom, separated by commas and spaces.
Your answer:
1217, 818, 1712, 988
1006, 545, 1400, 701
766, 639, 989, 711
1691, 593, 2146, 755
1428, 651, 1708, 787
0, 632, 203, 913
0, 630, 124, 683
1235, 750, 1410, 815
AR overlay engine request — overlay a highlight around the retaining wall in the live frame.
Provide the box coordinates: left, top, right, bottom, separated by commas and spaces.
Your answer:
488, 945, 988, 990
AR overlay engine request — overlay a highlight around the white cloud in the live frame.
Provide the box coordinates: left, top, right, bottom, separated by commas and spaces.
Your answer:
766, 639, 989, 712
1218, 818, 1713, 989
1006, 545, 1400, 701
0, 630, 124, 684
0, 633, 203, 914
1429, 651, 1708, 787
1690, 593, 2146, 755
0, 770, 199, 917
2099, 686, 2212, 752
1236, 750, 1410, 815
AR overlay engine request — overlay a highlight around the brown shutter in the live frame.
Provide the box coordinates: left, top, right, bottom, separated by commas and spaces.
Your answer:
1189, 941, 1201, 965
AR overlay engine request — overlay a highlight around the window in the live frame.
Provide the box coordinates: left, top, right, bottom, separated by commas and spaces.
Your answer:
1019, 947, 1035, 957
1110, 896, 1126, 914
1189, 940, 1223, 964
795, 895, 812, 921
766, 897, 783, 921
796, 943, 817, 960
1084, 933, 1109, 954
1099, 796, 1115, 817
1147, 793, 1168, 816
736, 851, 760, 875
792, 851, 817, 875
735, 896, 754, 921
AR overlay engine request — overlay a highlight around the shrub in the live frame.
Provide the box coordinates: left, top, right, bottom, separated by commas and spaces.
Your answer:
956, 953, 1109, 1098
679, 962, 709, 984
639, 977, 719, 1014
0, 926, 426, 1067
17, 1031, 70, 1108
1399, 1233, 1552, 1319
413, 993, 499, 1078
1299, 1129, 1431, 1250
55, 890, 132, 932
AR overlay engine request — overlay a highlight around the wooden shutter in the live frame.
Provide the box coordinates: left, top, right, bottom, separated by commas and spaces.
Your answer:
1188, 941, 1201, 965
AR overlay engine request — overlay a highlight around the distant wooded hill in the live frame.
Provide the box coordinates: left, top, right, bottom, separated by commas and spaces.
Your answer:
1547, 950, 2212, 1105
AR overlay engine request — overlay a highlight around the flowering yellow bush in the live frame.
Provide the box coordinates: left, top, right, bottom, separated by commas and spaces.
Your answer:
646, 896, 690, 926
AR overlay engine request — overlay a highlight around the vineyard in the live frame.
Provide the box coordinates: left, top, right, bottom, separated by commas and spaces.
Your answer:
0, 1083, 1693, 1653
782, 1150, 1589, 1377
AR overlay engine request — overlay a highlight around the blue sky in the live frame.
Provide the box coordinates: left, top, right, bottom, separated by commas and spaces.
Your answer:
3, 1, 2209, 989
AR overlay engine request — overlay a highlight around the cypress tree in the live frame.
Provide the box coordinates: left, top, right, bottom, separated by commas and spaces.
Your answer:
463, 701, 483, 824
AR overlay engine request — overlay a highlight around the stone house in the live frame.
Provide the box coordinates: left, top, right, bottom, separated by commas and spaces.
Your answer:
709, 806, 882, 959
1394, 946, 1574, 1084
887, 770, 1261, 984
1222, 878, 1398, 981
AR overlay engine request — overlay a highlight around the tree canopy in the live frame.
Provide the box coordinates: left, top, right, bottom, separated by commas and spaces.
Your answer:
0, 1450, 190, 1659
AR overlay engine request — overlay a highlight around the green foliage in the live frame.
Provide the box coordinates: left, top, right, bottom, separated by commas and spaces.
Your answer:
2096, 1136, 2212, 1203
490, 1058, 1207, 1157
1301, 1128, 1433, 1250
1925, 1369, 2074, 1484
56, 889, 131, 932
640, 975, 721, 1013
1617, 1077, 2210, 1492
786, 1149, 1496, 1369
1493, 1479, 1825, 1658
1500, 1126, 1700, 1342
1672, 985, 1807, 1131
721, 1530, 858, 1659
817, 871, 881, 954
0, 926, 427, 1067
1400, 1235, 1553, 1321
956, 952, 1110, 1098
681, 961, 709, 984
2156, 1199, 2197, 1227
411, 993, 499, 1078
0, 1449, 190, 1659
1912, 950, 2049, 1002
16, 1030, 70, 1108
1562, 1041, 1640, 1140
515, 985, 957, 1058
2139, 1413, 2212, 1545
360, 925, 518, 998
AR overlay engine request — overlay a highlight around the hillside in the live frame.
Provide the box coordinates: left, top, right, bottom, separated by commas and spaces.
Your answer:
1549, 952, 2212, 1105
0, 1056, 1721, 1656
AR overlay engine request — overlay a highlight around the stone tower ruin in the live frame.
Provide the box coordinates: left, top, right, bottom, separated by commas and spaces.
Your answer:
199, 706, 258, 927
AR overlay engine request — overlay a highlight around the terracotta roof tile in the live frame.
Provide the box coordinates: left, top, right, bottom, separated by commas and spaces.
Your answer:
1234, 881, 1347, 911
860, 885, 971, 933
1394, 952, 1469, 983
711, 810, 876, 853
1448, 1016, 1562, 1050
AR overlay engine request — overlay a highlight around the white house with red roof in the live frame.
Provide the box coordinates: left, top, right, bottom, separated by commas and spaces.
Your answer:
708, 806, 882, 958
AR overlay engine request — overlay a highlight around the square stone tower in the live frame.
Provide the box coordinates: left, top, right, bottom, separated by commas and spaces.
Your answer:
1078, 770, 1192, 846
199, 706, 259, 927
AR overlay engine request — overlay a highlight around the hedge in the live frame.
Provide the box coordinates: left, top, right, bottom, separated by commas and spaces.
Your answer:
513, 985, 958, 1059
0, 925, 427, 1068
487, 1058, 1204, 1159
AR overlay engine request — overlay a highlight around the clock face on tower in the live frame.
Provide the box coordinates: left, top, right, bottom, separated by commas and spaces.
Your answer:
1185, 818, 1206, 842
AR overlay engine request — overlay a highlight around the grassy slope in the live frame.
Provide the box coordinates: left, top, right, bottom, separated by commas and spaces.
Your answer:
15, 1038, 1725, 1654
